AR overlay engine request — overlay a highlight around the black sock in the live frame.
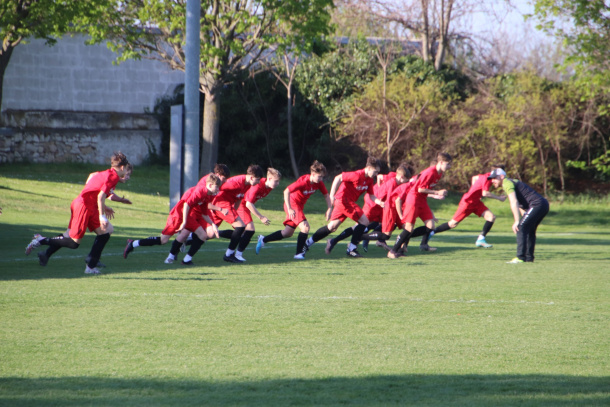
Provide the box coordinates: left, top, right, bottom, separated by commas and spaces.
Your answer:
263, 230, 285, 243
481, 221, 494, 236
411, 226, 429, 238
237, 230, 255, 252
187, 235, 204, 257
296, 232, 308, 254
228, 227, 245, 250
87, 233, 110, 268
420, 227, 433, 245
363, 232, 389, 241
137, 236, 162, 246
350, 223, 367, 245
46, 235, 79, 250
365, 222, 380, 233
392, 230, 412, 252
45, 245, 61, 258
219, 229, 233, 239
169, 239, 183, 256
434, 222, 451, 234
312, 226, 331, 243
332, 227, 353, 244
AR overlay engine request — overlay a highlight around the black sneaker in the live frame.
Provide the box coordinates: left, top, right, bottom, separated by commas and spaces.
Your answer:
346, 248, 363, 258
362, 239, 369, 252
325, 239, 336, 254
38, 252, 49, 266
123, 239, 134, 259
223, 254, 244, 263
84, 258, 106, 268
181, 260, 194, 265
419, 244, 437, 252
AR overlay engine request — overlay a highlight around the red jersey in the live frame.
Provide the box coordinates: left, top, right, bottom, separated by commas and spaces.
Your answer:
178, 184, 215, 216
79, 168, 120, 207
407, 165, 443, 203
288, 174, 328, 208
238, 178, 273, 209
390, 181, 414, 210
213, 175, 251, 207
335, 169, 375, 203
460, 172, 492, 204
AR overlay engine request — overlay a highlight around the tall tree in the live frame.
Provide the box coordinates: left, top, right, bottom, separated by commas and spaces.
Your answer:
92, 0, 332, 175
0, 0, 108, 112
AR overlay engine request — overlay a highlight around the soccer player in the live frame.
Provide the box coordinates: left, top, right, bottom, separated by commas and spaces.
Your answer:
432, 167, 507, 248
256, 160, 331, 259
123, 173, 223, 265
25, 152, 131, 274
488, 169, 550, 263
388, 153, 453, 259
304, 156, 382, 258
232, 168, 281, 257
207, 164, 264, 263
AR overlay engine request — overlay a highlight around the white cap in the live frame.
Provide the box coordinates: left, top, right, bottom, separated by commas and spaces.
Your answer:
487, 168, 506, 180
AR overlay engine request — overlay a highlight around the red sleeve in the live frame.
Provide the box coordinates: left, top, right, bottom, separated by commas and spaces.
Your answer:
288, 176, 308, 193
341, 170, 359, 183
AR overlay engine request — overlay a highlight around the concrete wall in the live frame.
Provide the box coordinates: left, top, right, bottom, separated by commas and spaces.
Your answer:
2, 34, 184, 113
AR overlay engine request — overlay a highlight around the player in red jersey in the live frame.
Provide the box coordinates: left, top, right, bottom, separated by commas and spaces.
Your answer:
256, 161, 331, 259
432, 166, 507, 248
388, 153, 452, 258
25, 152, 131, 274
123, 173, 223, 265
304, 156, 382, 258
231, 168, 281, 257
207, 164, 264, 263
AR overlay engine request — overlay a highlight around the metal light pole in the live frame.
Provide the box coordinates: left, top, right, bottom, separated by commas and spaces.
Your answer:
183, 0, 201, 189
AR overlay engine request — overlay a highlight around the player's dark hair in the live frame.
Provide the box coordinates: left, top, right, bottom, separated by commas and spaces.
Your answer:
247, 164, 264, 178
206, 173, 222, 186
366, 156, 380, 169
310, 160, 327, 176
396, 165, 411, 179
213, 163, 230, 177
437, 152, 453, 163
267, 168, 282, 179
491, 164, 506, 171
110, 151, 129, 168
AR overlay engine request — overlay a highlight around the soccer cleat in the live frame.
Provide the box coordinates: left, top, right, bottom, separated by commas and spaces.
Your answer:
223, 254, 244, 264
419, 244, 437, 252
476, 238, 493, 248
84, 258, 106, 268
325, 239, 336, 255
387, 250, 401, 259
85, 266, 101, 275
346, 248, 363, 258
181, 260, 194, 265
234, 253, 247, 262
362, 239, 369, 253
164, 256, 175, 264
123, 239, 134, 258
255, 235, 265, 254
38, 252, 49, 267
506, 257, 524, 264
293, 253, 306, 260
376, 240, 390, 251
25, 234, 45, 256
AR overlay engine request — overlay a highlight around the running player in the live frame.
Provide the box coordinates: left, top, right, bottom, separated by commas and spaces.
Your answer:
256, 161, 331, 259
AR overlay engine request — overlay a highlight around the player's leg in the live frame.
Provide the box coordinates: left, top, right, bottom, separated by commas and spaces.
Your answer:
224, 218, 246, 263
521, 204, 549, 262
306, 217, 342, 251
182, 227, 208, 265
293, 221, 311, 259
388, 222, 414, 258
346, 213, 370, 258
235, 221, 256, 262
476, 209, 496, 248
85, 226, 111, 274
419, 217, 437, 252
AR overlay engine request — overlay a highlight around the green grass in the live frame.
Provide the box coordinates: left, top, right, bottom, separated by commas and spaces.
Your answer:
0, 163, 609, 406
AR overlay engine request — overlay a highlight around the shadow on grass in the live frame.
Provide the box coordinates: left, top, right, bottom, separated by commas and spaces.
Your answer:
0, 374, 608, 406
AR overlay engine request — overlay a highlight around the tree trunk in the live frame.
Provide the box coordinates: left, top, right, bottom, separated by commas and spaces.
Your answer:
0, 46, 15, 116
200, 85, 221, 176
286, 85, 299, 178
420, 0, 431, 64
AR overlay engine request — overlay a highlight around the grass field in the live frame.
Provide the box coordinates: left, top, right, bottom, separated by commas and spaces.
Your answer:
0, 163, 609, 406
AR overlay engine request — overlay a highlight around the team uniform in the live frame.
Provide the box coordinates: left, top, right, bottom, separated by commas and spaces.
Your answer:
383, 180, 414, 234
162, 183, 216, 236
403, 165, 443, 225
451, 172, 493, 222
210, 175, 252, 226
284, 174, 329, 228
331, 169, 375, 223
237, 178, 274, 224
68, 169, 121, 240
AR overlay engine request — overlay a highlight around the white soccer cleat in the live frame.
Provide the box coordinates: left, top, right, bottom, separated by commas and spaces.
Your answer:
476, 238, 493, 248
25, 234, 45, 256
164, 256, 175, 264
293, 253, 305, 260
234, 253, 247, 262
255, 235, 265, 254
85, 266, 101, 275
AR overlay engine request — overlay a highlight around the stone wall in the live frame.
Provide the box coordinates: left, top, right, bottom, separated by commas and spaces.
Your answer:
0, 110, 162, 165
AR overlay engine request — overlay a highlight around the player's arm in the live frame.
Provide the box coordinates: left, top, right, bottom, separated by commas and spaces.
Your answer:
97, 190, 113, 227
202, 214, 219, 238
368, 193, 385, 208
482, 190, 506, 202
507, 191, 521, 233
418, 187, 448, 197
395, 197, 404, 220
109, 193, 132, 204
180, 203, 192, 231
329, 174, 343, 205
246, 201, 270, 225
283, 187, 295, 219
323, 193, 332, 221
208, 203, 228, 216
